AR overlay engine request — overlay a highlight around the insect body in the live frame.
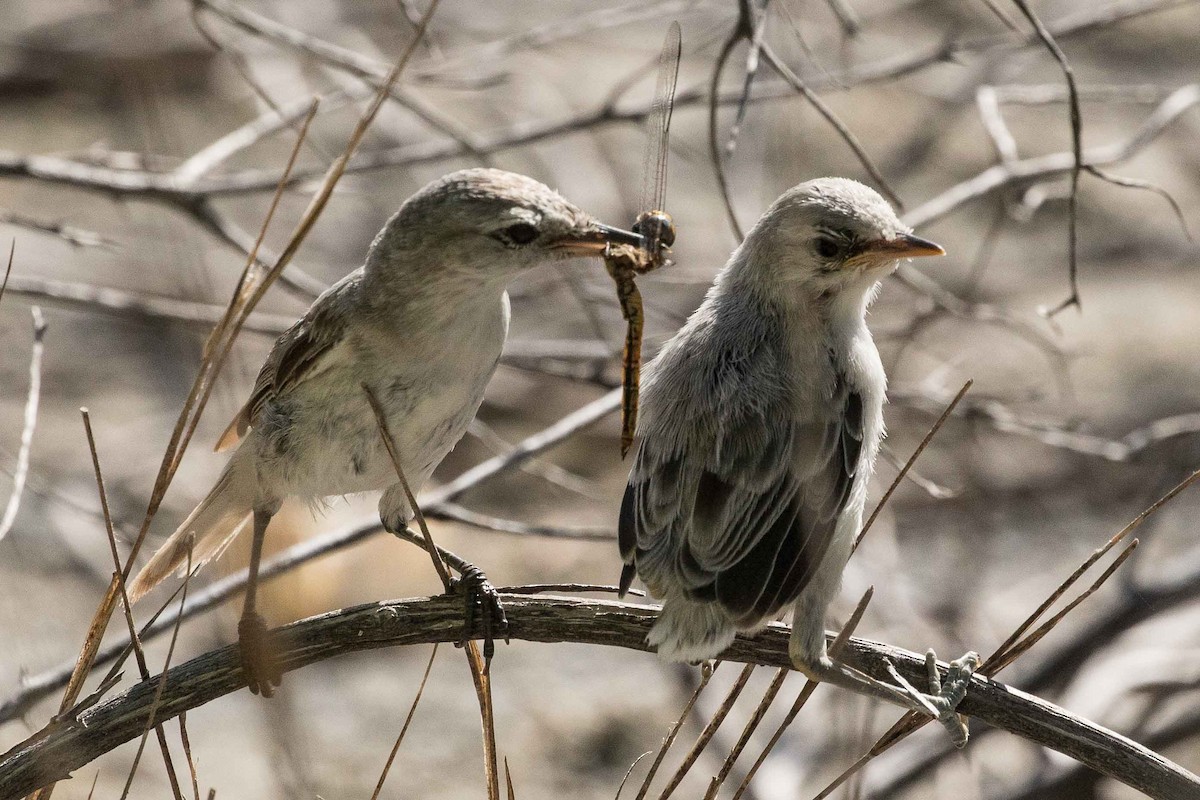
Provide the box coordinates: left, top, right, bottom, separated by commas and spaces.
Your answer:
605, 21, 680, 457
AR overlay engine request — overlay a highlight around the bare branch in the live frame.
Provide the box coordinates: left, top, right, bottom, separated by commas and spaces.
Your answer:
1009, 0, 1084, 317
3, 595, 1198, 800
0, 210, 113, 248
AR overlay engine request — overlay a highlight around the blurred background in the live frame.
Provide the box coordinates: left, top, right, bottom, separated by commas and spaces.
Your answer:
1, 0, 1199, 798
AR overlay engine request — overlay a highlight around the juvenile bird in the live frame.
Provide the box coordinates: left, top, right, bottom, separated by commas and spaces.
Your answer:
618, 178, 979, 741
129, 168, 641, 696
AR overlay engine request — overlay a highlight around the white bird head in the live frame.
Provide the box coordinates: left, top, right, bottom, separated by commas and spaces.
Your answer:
737, 177, 943, 302
368, 168, 641, 281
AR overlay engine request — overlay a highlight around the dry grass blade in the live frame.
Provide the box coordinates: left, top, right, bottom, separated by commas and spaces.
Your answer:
369, 644, 440, 800
708, 666, 787, 792
82, 409, 184, 800
730, 587, 873, 800
986, 540, 1140, 674
987, 466, 1200, 663
47, 5, 439, 736
117, 544, 193, 800
0, 306, 46, 542
504, 757, 517, 800
816, 538, 1144, 797
46, 578, 121, 722
634, 662, 717, 800
1010, 0, 1084, 317
42, 102, 318, 742
178, 712, 201, 800
657, 662, 757, 799
616, 752, 653, 800
810, 488, 1176, 800
363, 384, 452, 590
854, 379, 972, 552
465, 640, 501, 800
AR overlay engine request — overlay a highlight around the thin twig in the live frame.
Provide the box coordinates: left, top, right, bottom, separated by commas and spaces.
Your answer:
904, 84, 1200, 228
116, 546, 193, 800
427, 503, 612, 540
759, 43, 901, 208
363, 384, 452, 590
464, 641, 501, 800
0, 210, 112, 248
988, 467, 1200, 665
1009, 0, 1084, 317
635, 663, 717, 800
658, 663, 757, 799
808, 469, 1197, 800
178, 712, 201, 800
0, 239, 12, 303
1084, 165, 1194, 241
709, 10, 750, 241
81, 410, 184, 800
854, 380, 972, 551
0, 307, 46, 542
730, 588, 873, 800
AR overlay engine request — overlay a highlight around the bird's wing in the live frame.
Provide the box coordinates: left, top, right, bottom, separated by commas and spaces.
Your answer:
215, 278, 357, 452
621, 373, 864, 624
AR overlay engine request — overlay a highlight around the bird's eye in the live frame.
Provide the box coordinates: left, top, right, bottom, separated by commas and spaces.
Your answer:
814, 236, 843, 260
496, 222, 539, 246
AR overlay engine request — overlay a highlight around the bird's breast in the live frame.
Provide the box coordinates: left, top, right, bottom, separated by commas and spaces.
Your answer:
258, 294, 508, 500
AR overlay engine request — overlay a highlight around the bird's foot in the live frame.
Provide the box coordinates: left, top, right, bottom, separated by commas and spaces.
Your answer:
450, 562, 509, 671
238, 612, 283, 698
883, 650, 979, 747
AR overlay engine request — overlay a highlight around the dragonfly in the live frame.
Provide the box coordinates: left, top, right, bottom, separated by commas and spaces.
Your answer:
604, 20, 681, 458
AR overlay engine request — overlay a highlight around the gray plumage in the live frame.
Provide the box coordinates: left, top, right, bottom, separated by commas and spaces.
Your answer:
619, 178, 979, 741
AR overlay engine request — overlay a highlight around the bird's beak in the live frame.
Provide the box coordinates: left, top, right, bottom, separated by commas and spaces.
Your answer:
861, 233, 945, 260
551, 223, 645, 256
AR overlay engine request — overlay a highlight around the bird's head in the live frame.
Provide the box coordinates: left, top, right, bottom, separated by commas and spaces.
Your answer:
368, 168, 641, 282
740, 177, 943, 303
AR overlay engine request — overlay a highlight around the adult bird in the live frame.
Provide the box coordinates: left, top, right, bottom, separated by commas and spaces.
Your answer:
618, 178, 979, 742
128, 168, 642, 696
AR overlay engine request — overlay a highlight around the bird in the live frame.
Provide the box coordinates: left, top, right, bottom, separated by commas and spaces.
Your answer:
128, 167, 642, 697
617, 177, 979, 742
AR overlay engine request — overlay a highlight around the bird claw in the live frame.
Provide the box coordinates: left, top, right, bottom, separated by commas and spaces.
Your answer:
884, 650, 979, 747
238, 612, 283, 698
450, 562, 509, 671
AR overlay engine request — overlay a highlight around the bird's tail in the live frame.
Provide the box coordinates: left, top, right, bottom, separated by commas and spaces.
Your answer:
127, 460, 254, 603
648, 595, 737, 663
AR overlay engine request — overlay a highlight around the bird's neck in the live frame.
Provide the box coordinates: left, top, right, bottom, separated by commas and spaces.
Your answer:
720, 255, 877, 347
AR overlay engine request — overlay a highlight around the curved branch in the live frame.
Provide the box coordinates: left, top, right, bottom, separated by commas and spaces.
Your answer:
1, 594, 1197, 800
